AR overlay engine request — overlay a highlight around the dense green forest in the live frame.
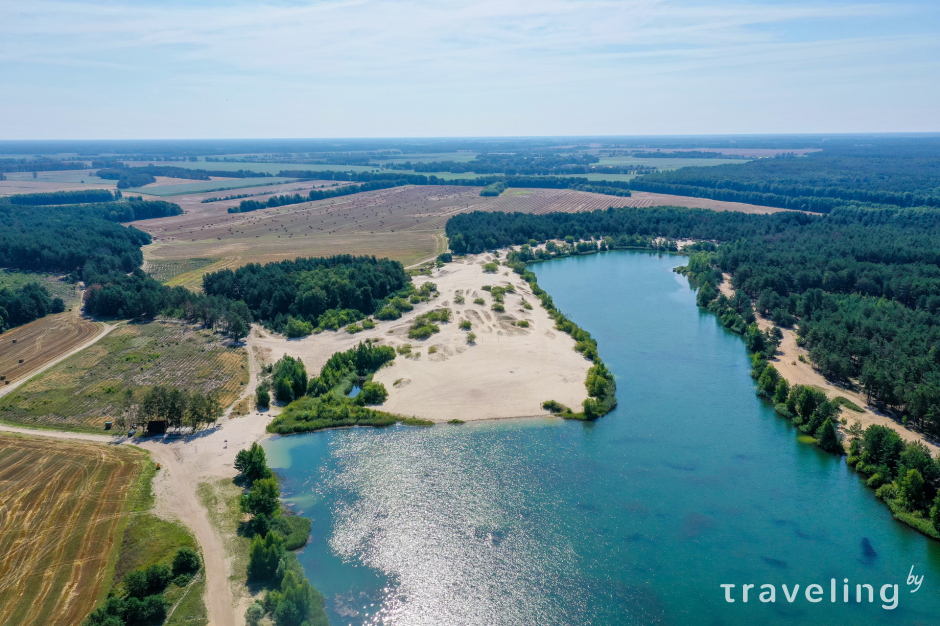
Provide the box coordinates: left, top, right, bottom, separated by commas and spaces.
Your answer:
1, 189, 118, 205
448, 204, 940, 435
0, 204, 152, 275
0, 282, 64, 333
629, 149, 940, 211
201, 256, 409, 333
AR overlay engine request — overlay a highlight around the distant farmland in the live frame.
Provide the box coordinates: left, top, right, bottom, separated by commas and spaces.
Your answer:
0, 434, 145, 626
0, 321, 248, 431
134, 184, 640, 289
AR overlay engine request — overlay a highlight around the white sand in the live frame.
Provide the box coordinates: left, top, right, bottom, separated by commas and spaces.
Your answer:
253, 254, 592, 422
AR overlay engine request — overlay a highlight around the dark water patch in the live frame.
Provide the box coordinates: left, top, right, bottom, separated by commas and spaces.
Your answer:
761, 556, 789, 569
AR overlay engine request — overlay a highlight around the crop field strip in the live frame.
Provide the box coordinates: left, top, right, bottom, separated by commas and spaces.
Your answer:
0, 321, 248, 430
0, 312, 101, 389
0, 435, 145, 626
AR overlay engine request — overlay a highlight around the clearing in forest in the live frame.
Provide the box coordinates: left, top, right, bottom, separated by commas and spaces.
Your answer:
0, 434, 145, 626
0, 320, 248, 431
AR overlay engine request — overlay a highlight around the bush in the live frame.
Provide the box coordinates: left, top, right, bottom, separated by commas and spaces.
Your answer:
454, 294, 465, 304
473, 298, 485, 305
466, 332, 476, 344
459, 319, 472, 330
345, 323, 362, 334
361, 318, 376, 329
516, 320, 529, 328
246, 602, 265, 626
542, 400, 567, 414
124, 564, 171, 599
482, 262, 499, 273
356, 381, 388, 405
408, 324, 438, 339
374, 306, 401, 320
257, 385, 271, 409
285, 317, 313, 338
172, 547, 201, 576
271, 515, 312, 551
491, 302, 505, 312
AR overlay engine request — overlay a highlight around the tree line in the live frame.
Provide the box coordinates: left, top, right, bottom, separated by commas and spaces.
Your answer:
629, 149, 940, 211
1, 189, 119, 205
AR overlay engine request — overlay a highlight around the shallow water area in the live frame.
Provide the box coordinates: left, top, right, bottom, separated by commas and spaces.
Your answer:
265, 250, 940, 626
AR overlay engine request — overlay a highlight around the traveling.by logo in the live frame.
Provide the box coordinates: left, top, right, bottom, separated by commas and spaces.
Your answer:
720, 566, 924, 610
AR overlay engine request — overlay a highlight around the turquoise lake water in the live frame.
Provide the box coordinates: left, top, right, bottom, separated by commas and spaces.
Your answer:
264, 250, 940, 625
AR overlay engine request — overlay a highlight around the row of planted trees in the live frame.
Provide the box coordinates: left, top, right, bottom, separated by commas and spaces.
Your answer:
114, 386, 224, 432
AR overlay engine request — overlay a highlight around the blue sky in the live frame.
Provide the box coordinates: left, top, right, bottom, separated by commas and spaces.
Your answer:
1, 0, 938, 138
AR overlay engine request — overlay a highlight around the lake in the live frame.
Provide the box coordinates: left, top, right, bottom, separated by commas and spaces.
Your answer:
264, 250, 940, 625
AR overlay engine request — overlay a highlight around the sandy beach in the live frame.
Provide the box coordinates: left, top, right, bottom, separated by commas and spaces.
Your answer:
253, 253, 592, 422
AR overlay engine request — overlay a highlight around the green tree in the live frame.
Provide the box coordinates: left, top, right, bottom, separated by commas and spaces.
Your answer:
773, 378, 790, 405
234, 442, 271, 482
243, 477, 280, 518
257, 385, 271, 409
173, 547, 200, 576
815, 418, 844, 455
247, 532, 285, 582
898, 468, 926, 510
757, 364, 780, 396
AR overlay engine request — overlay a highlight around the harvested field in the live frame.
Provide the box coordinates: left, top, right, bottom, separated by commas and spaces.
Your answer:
0, 176, 114, 196
0, 321, 248, 431
126, 177, 298, 197
0, 312, 100, 389
135, 185, 638, 288
0, 434, 145, 626
615, 191, 786, 214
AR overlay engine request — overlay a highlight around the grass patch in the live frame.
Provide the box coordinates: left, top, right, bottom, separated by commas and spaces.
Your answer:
232, 397, 250, 417
447, 419, 465, 424
832, 396, 865, 412
402, 417, 434, 426
272, 515, 312, 551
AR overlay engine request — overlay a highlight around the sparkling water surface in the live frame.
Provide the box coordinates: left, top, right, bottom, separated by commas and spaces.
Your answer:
265, 251, 940, 626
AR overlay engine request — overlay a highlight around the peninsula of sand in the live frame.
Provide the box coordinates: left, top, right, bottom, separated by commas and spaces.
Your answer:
253, 252, 592, 422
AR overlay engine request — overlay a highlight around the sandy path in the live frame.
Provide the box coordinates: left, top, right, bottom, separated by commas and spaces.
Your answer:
719, 274, 939, 454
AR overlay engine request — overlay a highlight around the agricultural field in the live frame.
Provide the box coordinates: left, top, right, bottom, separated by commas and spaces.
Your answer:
134, 184, 640, 289
125, 176, 299, 197
0, 173, 115, 196
145, 257, 218, 283
0, 321, 248, 431
0, 434, 146, 626
0, 312, 101, 390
